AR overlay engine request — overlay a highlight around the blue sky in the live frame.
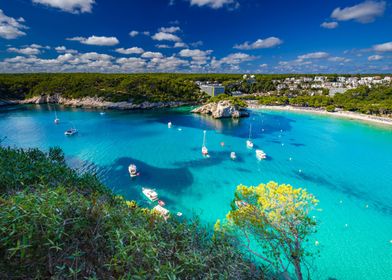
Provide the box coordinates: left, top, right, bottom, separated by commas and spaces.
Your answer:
0, 0, 391, 73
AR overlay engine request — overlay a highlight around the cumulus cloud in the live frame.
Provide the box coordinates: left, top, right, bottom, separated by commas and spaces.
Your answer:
151, 32, 181, 42
159, 26, 181, 33
331, 1, 386, 23
55, 46, 78, 54
8, 46, 40, 56
129, 30, 139, 37
0, 9, 28, 39
174, 42, 188, 48
298, 52, 329, 60
368, 54, 383, 61
321, 21, 338, 29
115, 47, 144, 55
179, 48, 212, 65
212, 52, 256, 70
373, 42, 392, 52
234, 37, 283, 50
141, 51, 164, 59
328, 56, 351, 63
189, 0, 238, 9
67, 35, 119, 46
32, 0, 95, 14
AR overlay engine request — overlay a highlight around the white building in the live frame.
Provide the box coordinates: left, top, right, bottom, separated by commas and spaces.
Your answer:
200, 84, 225, 97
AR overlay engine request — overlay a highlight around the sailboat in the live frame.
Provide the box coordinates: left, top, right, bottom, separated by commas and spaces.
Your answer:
202, 130, 208, 156
246, 124, 254, 148
54, 107, 60, 124
64, 122, 78, 136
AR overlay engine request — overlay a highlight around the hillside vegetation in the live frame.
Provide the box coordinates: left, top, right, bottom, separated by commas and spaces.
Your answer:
255, 85, 392, 115
0, 146, 262, 279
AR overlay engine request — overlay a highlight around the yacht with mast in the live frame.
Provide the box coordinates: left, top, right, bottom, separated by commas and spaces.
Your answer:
246, 124, 254, 149
202, 130, 208, 156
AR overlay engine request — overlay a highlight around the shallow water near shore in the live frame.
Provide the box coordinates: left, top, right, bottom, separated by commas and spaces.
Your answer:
1, 104, 392, 279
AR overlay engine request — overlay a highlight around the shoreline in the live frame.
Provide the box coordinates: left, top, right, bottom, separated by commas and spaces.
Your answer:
0, 95, 197, 110
246, 101, 392, 127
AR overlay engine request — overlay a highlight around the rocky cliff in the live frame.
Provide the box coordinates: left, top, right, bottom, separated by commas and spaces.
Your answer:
14, 94, 193, 110
191, 100, 249, 118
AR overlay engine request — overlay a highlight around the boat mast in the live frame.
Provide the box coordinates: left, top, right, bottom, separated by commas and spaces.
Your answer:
203, 130, 206, 147
248, 124, 252, 140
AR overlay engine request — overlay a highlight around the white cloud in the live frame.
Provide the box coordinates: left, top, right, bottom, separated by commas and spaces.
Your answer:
141, 51, 164, 59
179, 48, 212, 65
151, 32, 181, 42
159, 26, 181, 33
211, 52, 256, 69
331, 1, 386, 23
368, 54, 383, 61
174, 42, 188, 48
328, 56, 351, 63
260, 63, 268, 68
321, 21, 338, 29
129, 30, 139, 37
373, 42, 392, 52
189, 0, 237, 9
55, 46, 78, 54
190, 41, 203, 48
234, 37, 283, 50
143, 31, 150, 36
67, 35, 119, 46
7, 46, 41, 56
156, 44, 171, 49
32, 0, 95, 14
0, 9, 28, 39
115, 47, 144, 55
148, 56, 189, 71
298, 52, 329, 60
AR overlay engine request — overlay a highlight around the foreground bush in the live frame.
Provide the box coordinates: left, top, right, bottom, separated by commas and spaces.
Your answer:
0, 147, 262, 279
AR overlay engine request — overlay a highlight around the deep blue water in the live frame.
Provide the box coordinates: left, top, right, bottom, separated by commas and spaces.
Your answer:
1, 104, 392, 280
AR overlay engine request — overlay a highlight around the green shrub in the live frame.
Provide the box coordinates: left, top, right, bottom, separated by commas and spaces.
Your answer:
0, 147, 262, 279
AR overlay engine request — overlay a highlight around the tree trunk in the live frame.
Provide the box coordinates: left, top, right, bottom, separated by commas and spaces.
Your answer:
293, 259, 303, 280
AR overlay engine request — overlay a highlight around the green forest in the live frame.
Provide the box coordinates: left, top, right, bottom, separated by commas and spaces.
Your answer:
0, 73, 391, 116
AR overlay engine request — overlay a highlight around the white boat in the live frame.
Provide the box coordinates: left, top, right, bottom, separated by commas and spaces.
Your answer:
202, 130, 208, 156
153, 205, 170, 220
230, 152, 237, 160
177, 212, 183, 217
142, 187, 158, 202
246, 124, 254, 148
100, 112, 105, 115
54, 107, 60, 124
168, 121, 172, 128
128, 164, 139, 177
256, 149, 267, 160
64, 128, 78, 136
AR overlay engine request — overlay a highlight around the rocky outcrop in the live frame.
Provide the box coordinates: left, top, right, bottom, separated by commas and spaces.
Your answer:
15, 94, 194, 110
192, 100, 249, 118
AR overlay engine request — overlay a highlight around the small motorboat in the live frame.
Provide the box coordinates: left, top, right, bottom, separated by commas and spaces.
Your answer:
246, 140, 254, 149
202, 130, 208, 156
256, 149, 267, 160
177, 212, 183, 217
153, 205, 170, 220
142, 187, 158, 202
158, 200, 165, 206
64, 128, 78, 136
100, 112, 105, 115
128, 164, 139, 177
230, 152, 236, 160
54, 118, 60, 124
168, 121, 172, 128
220, 142, 225, 147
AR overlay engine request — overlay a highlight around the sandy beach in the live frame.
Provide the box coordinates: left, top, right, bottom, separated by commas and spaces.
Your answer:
246, 101, 392, 127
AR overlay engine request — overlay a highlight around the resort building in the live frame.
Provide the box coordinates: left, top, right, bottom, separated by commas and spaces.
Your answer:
200, 84, 225, 96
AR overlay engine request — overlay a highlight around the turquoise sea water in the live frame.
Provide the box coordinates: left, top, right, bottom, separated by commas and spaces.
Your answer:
1, 104, 392, 279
